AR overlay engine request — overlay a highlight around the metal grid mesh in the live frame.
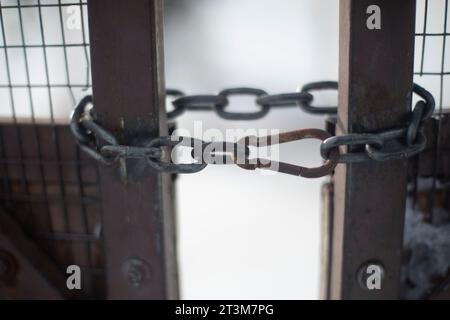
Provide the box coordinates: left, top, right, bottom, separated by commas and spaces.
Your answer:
414, 0, 449, 120
414, 0, 449, 112
414, 0, 450, 223
402, 0, 450, 299
0, 0, 103, 298
0, 0, 91, 121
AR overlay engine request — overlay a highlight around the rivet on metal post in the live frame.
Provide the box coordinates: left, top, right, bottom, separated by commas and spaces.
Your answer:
122, 258, 152, 288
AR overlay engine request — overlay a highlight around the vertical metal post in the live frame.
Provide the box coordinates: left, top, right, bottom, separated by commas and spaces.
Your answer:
320, 183, 334, 300
331, 0, 416, 299
87, 0, 178, 299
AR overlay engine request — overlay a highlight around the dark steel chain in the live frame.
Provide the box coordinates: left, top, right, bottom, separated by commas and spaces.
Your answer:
70, 82, 435, 177
166, 86, 315, 120
320, 83, 435, 163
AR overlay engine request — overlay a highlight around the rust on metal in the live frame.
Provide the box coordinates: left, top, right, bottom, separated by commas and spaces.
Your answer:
233, 129, 339, 178
320, 183, 334, 300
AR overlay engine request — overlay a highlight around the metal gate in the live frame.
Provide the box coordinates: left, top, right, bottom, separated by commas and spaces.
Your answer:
0, 0, 449, 300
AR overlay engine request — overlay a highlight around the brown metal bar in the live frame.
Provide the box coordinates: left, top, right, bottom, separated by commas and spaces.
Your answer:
320, 182, 334, 300
87, 0, 178, 299
331, 0, 416, 299
0, 208, 67, 300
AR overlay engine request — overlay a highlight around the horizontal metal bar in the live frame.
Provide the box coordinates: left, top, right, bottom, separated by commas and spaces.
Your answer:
0, 158, 95, 166
1, 3, 87, 9
415, 33, 450, 36
0, 194, 99, 205
36, 232, 100, 242
0, 44, 89, 49
414, 72, 450, 75
0, 84, 90, 88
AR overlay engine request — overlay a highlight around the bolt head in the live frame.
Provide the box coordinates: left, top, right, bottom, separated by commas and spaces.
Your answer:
122, 258, 151, 288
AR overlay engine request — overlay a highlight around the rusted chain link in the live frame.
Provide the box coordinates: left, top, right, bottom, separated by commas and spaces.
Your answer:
70, 81, 435, 177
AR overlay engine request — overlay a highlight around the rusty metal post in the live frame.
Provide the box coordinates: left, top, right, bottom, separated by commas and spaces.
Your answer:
331, 0, 416, 299
87, 0, 178, 299
320, 183, 334, 300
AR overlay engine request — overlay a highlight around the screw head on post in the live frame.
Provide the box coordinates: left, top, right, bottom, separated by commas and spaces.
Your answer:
122, 258, 152, 288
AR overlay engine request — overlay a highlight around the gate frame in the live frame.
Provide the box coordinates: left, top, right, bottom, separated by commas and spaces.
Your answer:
326, 0, 417, 299
87, 0, 178, 299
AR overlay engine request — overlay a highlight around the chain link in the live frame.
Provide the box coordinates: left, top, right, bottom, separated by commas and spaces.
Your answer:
70, 82, 435, 177
320, 83, 435, 163
232, 129, 339, 178
298, 81, 338, 114
167, 85, 316, 120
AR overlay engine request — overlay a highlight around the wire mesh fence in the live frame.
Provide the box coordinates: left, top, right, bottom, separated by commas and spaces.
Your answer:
0, 0, 102, 298
414, 0, 449, 99
413, 0, 449, 222
0, 0, 448, 299
0, 0, 90, 121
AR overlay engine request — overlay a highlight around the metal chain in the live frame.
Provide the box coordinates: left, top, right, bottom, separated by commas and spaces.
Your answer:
70, 81, 435, 177
320, 83, 435, 163
166, 85, 315, 120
